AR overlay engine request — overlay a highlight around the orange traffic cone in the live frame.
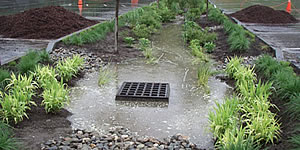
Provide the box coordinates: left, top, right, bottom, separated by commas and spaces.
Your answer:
78, 0, 83, 16
286, 0, 291, 13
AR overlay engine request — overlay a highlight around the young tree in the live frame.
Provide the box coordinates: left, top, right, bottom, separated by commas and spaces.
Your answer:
115, 0, 120, 54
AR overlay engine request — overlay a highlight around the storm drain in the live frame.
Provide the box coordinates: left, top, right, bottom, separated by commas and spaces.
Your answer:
116, 82, 170, 102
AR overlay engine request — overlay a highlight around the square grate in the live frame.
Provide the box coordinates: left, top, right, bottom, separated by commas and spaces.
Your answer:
116, 82, 170, 102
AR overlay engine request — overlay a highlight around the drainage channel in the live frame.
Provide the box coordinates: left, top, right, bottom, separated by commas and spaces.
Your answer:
67, 21, 232, 148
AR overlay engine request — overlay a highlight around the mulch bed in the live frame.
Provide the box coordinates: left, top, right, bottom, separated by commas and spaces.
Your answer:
231, 5, 298, 24
0, 6, 98, 39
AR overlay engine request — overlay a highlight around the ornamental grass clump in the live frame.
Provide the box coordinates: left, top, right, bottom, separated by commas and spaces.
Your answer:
209, 97, 240, 139
98, 65, 115, 87
41, 81, 69, 113
34, 65, 57, 88
197, 63, 212, 87
0, 121, 19, 150
56, 55, 84, 82
210, 56, 281, 149
0, 73, 37, 124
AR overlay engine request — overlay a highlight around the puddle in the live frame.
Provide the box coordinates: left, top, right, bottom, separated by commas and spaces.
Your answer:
67, 20, 232, 148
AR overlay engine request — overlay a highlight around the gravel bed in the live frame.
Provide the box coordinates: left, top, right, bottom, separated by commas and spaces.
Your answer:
42, 127, 206, 150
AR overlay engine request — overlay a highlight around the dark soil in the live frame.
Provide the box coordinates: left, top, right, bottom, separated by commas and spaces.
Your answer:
0, 6, 98, 39
13, 92, 72, 150
56, 27, 144, 62
231, 5, 298, 24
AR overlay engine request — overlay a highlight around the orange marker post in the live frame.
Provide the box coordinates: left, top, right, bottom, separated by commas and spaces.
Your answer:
286, 0, 291, 13
78, 0, 83, 16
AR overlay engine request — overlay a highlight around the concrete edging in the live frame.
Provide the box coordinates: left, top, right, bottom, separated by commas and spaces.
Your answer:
45, 22, 103, 53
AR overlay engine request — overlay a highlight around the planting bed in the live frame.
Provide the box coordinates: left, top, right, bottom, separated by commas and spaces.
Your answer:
231, 5, 298, 24
0, 6, 97, 39
55, 27, 144, 63
196, 16, 275, 62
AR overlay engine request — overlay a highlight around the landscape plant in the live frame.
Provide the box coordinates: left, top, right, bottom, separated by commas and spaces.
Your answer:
197, 63, 212, 87
124, 37, 135, 47
98, 65, 115, 86
17, 51, 41, 74
210, 57, 281, 149
204, 42, 216, 53
0, 121, 19, 150
41, 81, 69, 113
0, 69, 10, 89
138, 38, 151, 51
56, 55, 84, 82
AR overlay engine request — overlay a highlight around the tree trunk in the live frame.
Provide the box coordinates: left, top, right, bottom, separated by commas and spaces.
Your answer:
206, 0, 208, 17
157, 0, 159, 8
115, 0, 120, 54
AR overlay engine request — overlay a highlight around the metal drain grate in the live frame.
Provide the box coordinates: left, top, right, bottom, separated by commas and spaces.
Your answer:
116, 82, 170, 101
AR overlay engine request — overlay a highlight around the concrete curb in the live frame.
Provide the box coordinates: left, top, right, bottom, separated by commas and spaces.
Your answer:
45, 22, 102, 53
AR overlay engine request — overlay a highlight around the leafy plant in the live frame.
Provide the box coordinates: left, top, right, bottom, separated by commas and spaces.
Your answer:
0, 69, 10, 89
41, 81, 69, 113
138, 38, 151, 51
34, 65, 57, 88
17, 51, 40, 74
98, 65, 114, 86
6, 73, 37, 105
225, 56, 242, 77
204, 42, 216, 53
39, 50, 51, 63
286, 93, 300, 120
0, 121, 19, 150
124, 37, 135, 46
209, 97, 240, 139
197, 63, 212, 87
0, 92, 31, 124
217, 127, 259, 150
189, 39, 209, 62
228, 31, 250, 52
133, 24, 153, 38
56, 55, 84, 82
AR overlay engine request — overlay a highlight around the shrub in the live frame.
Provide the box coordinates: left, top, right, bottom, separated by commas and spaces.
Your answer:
6, 73, 37, 105
183, 21, 217, 45
34, 65, 57, 88
217, 127, 259, 150
197, 63, 212, 87
56, 55, 84, 82
42, 81, 69, 113
225, 56, 242, 77
0, 121, 19, 150
17, 51, 40, 74
0, 69, 10, 89
209, 97, 240, 139
286, 93, 300, 120
0, 92, 31, 124
124, 37, 135, 46
189, 40, 209, 62
133, 24, 153, 38
204, 42, 216, 53
228, 31, 250, 52
138, 38, 151, 51
39, 50, 51, 63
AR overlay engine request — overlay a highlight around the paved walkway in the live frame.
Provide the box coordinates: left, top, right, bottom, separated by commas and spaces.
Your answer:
0, 38, 50, 65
